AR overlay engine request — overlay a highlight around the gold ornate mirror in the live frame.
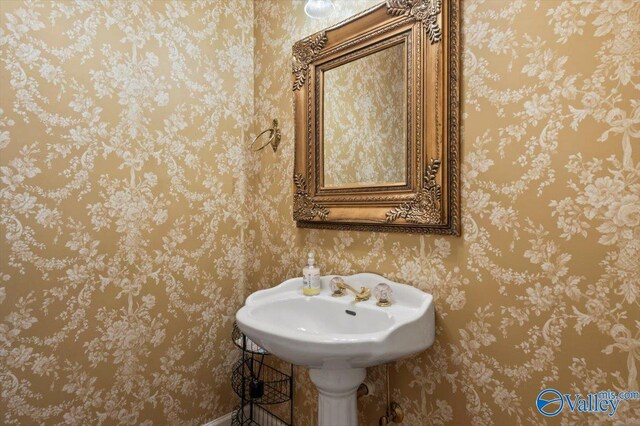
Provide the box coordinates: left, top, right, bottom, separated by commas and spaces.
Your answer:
293, 0, 460, 235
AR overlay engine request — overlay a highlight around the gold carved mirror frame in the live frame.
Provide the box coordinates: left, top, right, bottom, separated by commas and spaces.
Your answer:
292, 0, 460, 235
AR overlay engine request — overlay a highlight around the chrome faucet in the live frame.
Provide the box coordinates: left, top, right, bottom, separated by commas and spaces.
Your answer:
330, 277, 370, 302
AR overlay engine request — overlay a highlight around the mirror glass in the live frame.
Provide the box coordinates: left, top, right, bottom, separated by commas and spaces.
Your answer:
322, 42, 407, 188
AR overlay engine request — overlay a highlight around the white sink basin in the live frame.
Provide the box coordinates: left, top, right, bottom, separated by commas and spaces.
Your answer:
236, 273, 435, 426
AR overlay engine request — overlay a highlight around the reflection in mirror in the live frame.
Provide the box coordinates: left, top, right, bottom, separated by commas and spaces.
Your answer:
323, 42, 406, 188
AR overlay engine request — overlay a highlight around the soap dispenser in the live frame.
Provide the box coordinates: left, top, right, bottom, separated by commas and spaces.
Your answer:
303, 252, 321, 296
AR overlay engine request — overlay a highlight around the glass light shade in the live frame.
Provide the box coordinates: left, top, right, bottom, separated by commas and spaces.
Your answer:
304, 0, 334, 19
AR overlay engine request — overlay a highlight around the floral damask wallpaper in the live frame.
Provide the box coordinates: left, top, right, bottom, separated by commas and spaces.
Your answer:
323, 43, 406, 186
0, 0, 254, 424
1, 0, 639, 425
251, 0, 640, 425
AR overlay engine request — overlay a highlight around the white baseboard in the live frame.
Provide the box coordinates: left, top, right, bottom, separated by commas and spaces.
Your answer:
246, 406, 288, 426
203, 411, 233, 426
203, 406, 287, 426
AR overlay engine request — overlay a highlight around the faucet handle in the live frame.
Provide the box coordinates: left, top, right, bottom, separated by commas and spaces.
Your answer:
374, 283, 393, 307
330, 277, 345, 297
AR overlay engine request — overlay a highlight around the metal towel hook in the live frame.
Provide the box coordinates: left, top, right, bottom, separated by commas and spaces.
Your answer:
250, 119, 281, 153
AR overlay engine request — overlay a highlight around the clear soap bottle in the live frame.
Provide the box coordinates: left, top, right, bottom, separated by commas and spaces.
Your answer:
303, 252, 321, 296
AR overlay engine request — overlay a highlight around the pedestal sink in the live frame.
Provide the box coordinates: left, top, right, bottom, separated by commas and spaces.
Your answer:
235, 273, 435, 426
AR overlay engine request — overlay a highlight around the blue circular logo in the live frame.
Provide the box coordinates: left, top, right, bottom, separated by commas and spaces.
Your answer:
536, 389, 564, 417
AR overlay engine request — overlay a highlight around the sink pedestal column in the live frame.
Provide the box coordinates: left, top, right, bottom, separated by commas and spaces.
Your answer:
309, 368, 366, 426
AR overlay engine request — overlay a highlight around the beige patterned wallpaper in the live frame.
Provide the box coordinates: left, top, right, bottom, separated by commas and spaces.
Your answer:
0, 0, 254, 424
323, 42, 406, 186
1, 0, 639, 425
251, 0, 640, 425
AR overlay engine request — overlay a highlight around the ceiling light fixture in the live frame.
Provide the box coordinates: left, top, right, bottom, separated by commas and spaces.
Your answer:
304, 0, 334, 19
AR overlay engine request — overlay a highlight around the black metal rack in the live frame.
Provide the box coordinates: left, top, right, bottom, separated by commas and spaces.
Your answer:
231, 322, 294, 426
